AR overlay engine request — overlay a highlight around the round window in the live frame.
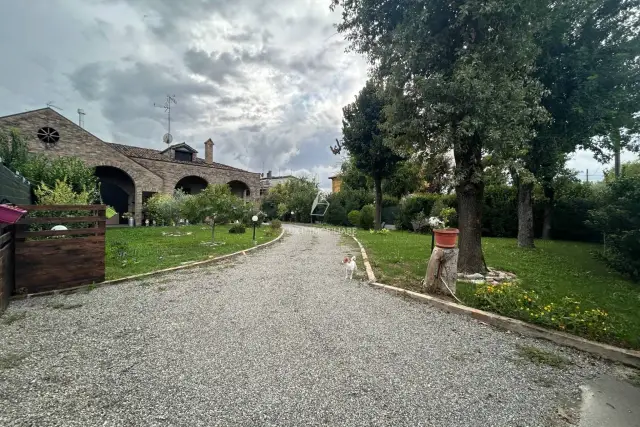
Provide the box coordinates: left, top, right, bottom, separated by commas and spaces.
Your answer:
36, 127, 60, 144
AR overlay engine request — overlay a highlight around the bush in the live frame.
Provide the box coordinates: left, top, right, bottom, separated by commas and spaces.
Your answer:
467, 282, 614, 342
396, 193, 442, 230
360, 204, 375, 229
347, 210, 361, 227
588, 174, 640, 281
482, 185, 518, 237
270, 219, 282, 230
228, 223, 246, 234
324, 201, 348, 225
145, 192, 184, 226
22, 154, 99, 202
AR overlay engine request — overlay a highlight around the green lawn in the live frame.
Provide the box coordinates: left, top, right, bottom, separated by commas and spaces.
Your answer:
106, 224, 275, 280
356, 230, 640, 349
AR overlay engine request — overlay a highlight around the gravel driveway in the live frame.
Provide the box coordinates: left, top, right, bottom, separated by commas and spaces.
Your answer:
0, 225, 615, 426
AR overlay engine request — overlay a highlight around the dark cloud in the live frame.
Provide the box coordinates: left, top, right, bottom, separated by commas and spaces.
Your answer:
2, 0, 366, 181
184, 49, 244, 83
238, 123, 266, 132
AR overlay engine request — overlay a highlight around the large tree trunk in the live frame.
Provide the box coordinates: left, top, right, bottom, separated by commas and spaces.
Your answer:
454, 134, 485, 274
374, 176, 382, 230
541, 185, 554, 240
517, 180, 535, 248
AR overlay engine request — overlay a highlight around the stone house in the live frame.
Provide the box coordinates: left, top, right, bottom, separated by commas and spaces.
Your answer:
0, 107, 260, 225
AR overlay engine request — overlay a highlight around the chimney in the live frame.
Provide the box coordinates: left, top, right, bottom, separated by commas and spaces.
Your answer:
204, 138, 214, 164
267, 170, 272, 179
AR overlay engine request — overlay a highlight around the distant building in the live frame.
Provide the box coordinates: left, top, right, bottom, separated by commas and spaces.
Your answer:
259, 170, 296, 196
329, 174, 342, 193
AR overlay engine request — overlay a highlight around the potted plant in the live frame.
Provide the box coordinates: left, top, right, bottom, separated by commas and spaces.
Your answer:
122, 212, 134, 227
429, 207, 458, 248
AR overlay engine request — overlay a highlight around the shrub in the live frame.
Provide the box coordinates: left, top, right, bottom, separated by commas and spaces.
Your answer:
34, 179, 92, 205
270, 219, 282, 230
145, 192, 184, 226
228, 223, 246, 234
382, 194, 399, 208
324, 202, 348, 225
588, 174, 640, 281
467, 282, 615, 342
22, 154, 99, 202
360, 204, 375, 229
396, 193, 442, 230
347, 210, 361, 227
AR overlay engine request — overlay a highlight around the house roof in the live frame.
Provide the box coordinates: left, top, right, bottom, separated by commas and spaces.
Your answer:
0, 108, 257, 175
160, 142, 198, 154
107, 142, 252, 173
260, 175, 295, 181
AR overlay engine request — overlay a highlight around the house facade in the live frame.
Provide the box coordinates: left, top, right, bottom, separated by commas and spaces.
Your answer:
259, 171, 297, 195
0, 108, 260, 225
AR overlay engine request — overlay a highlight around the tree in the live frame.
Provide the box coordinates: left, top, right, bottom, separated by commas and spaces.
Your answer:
340, 156, 372, 192
422, 154, 454, 194
515, 0, 640, 247
333, 0, 548, 272
588, 171, 640, 281
340, 80, 403, 230
383, 160, 422, 198
0, 128, 29, 172
262, 176, 319, 222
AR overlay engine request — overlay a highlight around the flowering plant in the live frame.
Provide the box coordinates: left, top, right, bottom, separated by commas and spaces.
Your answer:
428, 217, 445, 229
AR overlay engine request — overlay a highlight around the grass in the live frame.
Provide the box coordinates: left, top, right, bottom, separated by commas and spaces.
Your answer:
516, 345, 571, 368
106, 224, 275, 280
1, 311, 27, 326
355, 230, 640, 349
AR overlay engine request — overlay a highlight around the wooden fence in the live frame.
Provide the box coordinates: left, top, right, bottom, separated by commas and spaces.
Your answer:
0, 223, 14, 312
14, 205, 106, 294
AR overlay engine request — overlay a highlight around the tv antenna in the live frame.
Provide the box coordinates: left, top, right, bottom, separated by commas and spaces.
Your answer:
77, 108, 86, 128
154, 94, 176, 145
46, 101, 63, 111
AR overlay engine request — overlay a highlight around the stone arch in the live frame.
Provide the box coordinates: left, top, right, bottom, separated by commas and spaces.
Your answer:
94, 165, 136, 225
228, 180, 250, 199
175, 175, 208, 195
90, 159, 161, 193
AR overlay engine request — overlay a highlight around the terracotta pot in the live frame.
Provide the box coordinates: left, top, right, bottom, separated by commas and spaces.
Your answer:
433, 228, 459, 248
0, 204, 27, 224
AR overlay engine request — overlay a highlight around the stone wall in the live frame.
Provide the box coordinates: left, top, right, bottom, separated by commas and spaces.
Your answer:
133, 157, 260, 199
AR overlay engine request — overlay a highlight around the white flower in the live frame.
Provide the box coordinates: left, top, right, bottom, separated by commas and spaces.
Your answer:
428, 217, 444, 228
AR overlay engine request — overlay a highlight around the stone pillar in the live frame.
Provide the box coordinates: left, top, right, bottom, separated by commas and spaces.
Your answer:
134, 187, 143, 226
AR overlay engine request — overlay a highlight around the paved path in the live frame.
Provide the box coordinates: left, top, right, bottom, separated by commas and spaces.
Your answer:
0, 225, 624, 426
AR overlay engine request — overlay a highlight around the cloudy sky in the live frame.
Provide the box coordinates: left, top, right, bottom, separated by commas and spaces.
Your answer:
0, 0, 635, 190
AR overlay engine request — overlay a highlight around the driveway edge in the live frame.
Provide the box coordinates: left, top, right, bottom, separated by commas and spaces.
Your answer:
11, 229, 286, 300
352, 234, 640, 369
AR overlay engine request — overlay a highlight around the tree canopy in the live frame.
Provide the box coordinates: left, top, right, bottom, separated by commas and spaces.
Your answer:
340, 79, 403, 229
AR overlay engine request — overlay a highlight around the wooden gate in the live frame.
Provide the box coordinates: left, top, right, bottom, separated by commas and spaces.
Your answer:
0, 223, 14, 311
14, 205, 106, 294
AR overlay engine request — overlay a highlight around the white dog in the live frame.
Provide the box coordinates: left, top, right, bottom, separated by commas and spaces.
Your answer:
343, 255, 357, 280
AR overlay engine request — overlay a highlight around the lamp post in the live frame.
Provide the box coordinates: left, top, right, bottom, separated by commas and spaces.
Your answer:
291, 211, 295, 223
252, 215, 258, 244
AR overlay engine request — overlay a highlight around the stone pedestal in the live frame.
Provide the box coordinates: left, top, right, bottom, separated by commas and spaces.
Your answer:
423, 247, 459, 296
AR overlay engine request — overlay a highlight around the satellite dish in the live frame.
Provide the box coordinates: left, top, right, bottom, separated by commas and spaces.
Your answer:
163, 133, 173, 144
